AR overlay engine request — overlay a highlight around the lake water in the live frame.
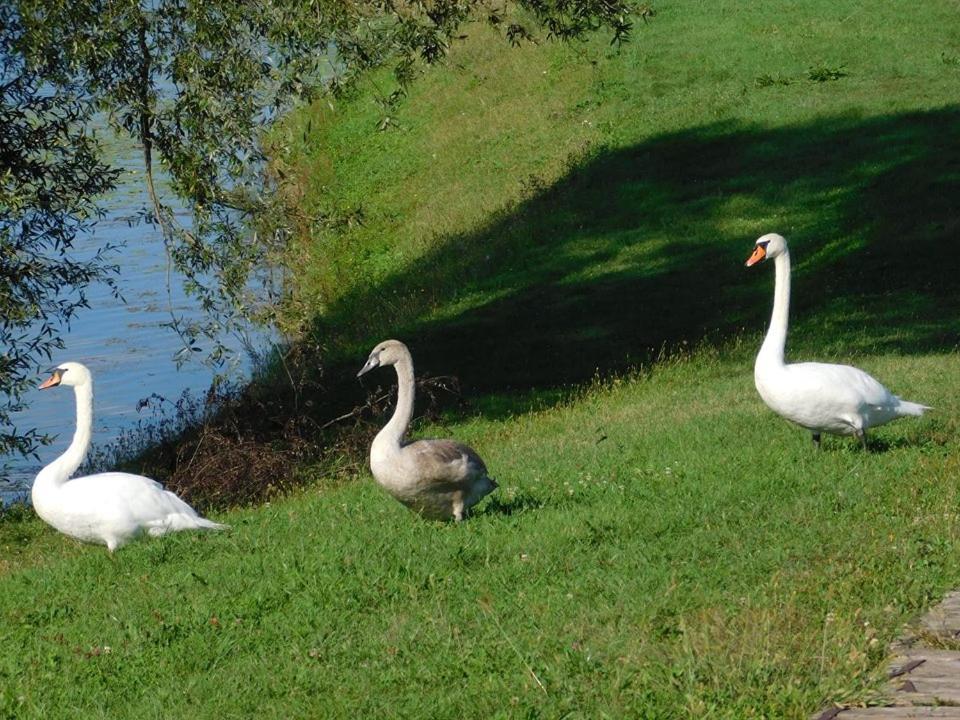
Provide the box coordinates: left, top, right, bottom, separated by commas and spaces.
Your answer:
0, 144, 261, 504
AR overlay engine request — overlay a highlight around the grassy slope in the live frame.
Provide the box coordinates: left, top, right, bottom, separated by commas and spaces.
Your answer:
277, 0, 960, 384
1, 350, 958, 719
3, 0, 960, 717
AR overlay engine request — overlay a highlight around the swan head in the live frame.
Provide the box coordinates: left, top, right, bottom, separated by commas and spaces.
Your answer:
745, 233, 788, 267
357, 339, 410, 377
39, 362, 92, 390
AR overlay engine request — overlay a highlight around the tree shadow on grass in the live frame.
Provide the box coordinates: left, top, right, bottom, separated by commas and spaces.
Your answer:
313, 107, 960, 417
141, 108, 960, 508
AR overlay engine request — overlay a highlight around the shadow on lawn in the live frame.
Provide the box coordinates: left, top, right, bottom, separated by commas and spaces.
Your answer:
138, 107, 960, 507
315, 106, 960, 405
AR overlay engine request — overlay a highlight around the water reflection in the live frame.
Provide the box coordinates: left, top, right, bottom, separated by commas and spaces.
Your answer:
1, 148, 259, 504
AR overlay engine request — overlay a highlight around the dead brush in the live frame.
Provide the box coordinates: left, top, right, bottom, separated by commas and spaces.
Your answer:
82, 365, 469, 510
164, 419, 310, 508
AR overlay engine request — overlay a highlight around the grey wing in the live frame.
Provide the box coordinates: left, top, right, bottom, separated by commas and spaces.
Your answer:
404, 439, 488, 486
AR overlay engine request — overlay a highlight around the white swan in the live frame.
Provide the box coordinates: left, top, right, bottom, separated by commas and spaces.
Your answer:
32, 362, 226, 551
746, 233, 930, 448
357, 340, 497, 520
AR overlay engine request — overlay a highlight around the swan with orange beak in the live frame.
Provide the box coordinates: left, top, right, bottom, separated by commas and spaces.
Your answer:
32, 362, 226, 551
745, 233, 930, 449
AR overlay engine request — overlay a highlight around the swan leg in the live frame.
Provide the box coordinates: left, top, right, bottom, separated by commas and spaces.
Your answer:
452, 494, 466, 522
812, 433, 821, 449
855, 429, 868, 451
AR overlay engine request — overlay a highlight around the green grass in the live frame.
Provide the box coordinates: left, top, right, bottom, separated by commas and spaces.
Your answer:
1, 347, 958, 718
4, 0, 960, 716
274, 0, 960, 383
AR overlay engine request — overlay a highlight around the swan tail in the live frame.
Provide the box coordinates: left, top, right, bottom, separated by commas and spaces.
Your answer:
147, 514, 228, 536
466, 475, 497, 510
191, 516, 229, 531
897, 399, 932, 417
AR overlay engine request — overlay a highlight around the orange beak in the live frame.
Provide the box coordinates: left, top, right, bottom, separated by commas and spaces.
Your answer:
39, 371, 62, 390
745, 245, 767, 267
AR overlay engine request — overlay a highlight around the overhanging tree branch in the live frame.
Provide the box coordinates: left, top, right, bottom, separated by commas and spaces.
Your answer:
0, 4, 120, 468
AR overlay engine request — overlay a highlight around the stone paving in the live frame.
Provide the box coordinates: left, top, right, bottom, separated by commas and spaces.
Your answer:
815, 592, 960, 719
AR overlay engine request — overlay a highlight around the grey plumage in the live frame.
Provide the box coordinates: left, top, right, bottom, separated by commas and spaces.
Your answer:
358, 340, 497, 521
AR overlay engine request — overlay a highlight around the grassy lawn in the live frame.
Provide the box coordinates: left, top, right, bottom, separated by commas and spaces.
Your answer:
1, 347, 958, 718
3, 0, 960, 717
275, 0, 960, 383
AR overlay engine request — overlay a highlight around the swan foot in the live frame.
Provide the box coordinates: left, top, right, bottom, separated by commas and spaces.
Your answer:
812, 433, 821, 449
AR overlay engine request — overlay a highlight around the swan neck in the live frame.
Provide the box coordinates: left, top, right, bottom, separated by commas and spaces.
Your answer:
759, 250, 790, 366
39, 381, 93, 486
383, 353, 415, 446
